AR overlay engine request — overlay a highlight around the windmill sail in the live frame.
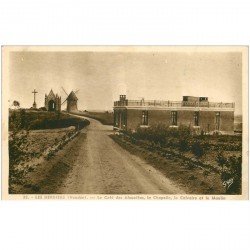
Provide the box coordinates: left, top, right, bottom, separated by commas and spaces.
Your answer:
61, 87, 79, 112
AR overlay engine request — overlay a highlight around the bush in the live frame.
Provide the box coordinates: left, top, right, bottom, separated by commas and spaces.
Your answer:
133, 124, 193, 147
191, 141, 204, 158
179, 138, 189, 152
216, 151, 227, 167
9, 110, 90, 131
9, 128, 30, 193
216, 152, 242, 194
29, 117, 89, 130
125, 124, 240, 162
39, 107, 47, 111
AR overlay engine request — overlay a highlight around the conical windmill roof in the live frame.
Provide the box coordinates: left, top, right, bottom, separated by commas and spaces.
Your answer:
67, 91, 78, 101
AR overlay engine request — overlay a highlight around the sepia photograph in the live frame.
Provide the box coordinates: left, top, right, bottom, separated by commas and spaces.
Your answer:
1, 46, 248, 200
1, 2, 250, 250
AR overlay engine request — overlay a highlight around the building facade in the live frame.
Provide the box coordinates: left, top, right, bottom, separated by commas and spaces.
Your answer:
113, 95, 235, 134
45, 89, 61, 112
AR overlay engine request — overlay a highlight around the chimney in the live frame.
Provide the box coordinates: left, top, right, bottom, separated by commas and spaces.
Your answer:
119, 95, 126, 101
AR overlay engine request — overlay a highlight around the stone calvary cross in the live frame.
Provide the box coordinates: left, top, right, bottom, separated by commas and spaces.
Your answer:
32, 89, 38, 109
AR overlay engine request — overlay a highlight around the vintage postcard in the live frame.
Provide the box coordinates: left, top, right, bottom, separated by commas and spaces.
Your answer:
1, 46, 248, 200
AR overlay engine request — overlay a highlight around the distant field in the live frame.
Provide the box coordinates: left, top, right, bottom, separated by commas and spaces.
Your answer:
73, 111, 114, 125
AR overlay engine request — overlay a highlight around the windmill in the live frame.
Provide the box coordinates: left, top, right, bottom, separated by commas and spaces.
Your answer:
61, 87, 79, 112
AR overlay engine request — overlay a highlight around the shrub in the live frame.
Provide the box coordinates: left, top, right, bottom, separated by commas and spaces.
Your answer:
216, 152, 242, 194
191, 141, 204, 158
9, 128, 30, 193
133, 124, 194, 147
20, 109, 28, 129
216, 151, 227, 168
45, 151, 55, 160
39, 107, 47, 111
29, 116, 89, 130
179, 138, 189, 152
177, 125, 193, 137
9, 110, 90, 131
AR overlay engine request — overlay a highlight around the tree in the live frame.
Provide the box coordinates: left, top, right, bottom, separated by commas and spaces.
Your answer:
13, 100, 20, 107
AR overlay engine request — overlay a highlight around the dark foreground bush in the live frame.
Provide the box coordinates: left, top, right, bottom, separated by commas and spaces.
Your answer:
216, 152, 242, 194
191, 141, 205, 158
179, 138, 189, 152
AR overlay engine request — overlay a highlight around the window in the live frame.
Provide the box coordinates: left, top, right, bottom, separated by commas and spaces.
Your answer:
118, 112, 122, 128
114, 111, 119, 127
194, 112, 199, 126
207, 124, 210, 132
142, 111, 148, 125
121, 111, 127, 128
171, 111, 177, 126
215, 112, 220, 130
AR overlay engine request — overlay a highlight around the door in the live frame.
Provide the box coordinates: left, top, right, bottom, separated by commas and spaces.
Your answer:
215, 112, 220, 130
48, 100, 56, 111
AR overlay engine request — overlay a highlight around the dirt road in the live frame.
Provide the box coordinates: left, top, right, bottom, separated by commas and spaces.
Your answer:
37, 115, 183, 195
22, 115, 184, 194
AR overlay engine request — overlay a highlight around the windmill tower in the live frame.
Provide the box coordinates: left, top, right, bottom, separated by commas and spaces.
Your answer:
61, 87, 79, 112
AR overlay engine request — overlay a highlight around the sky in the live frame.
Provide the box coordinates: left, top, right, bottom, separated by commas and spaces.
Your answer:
9, 50, 242, 114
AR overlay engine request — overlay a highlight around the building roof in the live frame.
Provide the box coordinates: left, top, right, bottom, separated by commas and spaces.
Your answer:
47, 89, 56, 99
114, 95, 235, 111
67, 91, 78, 101
46, 89, 61, 100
